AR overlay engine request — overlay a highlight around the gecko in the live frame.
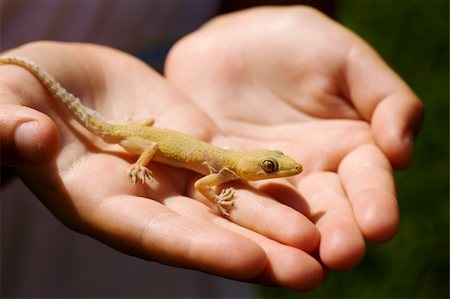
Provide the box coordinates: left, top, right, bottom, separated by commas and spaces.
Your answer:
0, 56, 302, 215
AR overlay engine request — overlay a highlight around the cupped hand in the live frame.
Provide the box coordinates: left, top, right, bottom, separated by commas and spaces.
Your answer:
165, 6, 423, 270
0, 41, 324, 291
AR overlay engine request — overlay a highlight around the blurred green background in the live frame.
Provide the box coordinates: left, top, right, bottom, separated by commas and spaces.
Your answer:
261, 0, 449, 298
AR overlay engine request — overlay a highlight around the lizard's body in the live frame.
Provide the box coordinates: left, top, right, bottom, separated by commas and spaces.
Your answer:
0, 56, 302, 215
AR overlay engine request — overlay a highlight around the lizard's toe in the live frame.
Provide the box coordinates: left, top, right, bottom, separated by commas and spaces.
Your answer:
215, 187, 236, 215
218, 187, 236, 205
128, 164, 153, 184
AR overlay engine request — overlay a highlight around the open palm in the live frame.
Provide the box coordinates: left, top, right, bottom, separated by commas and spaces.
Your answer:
165, 6, 423, 271
2, 41, 323, 291
1, 6, 422, 293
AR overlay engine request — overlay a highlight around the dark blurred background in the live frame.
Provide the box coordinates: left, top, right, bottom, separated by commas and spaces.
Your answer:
256, 0, 449, 297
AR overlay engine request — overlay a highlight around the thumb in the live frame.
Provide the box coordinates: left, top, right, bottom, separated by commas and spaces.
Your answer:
0, 104, 59, 166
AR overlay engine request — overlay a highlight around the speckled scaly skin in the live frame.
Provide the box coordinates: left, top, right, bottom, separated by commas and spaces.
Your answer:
0, 56, 302, 215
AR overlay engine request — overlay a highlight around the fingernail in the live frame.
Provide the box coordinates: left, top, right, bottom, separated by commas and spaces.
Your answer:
403, 130, 416, 154
14, 121, 43, 162
399, 131, 415, 168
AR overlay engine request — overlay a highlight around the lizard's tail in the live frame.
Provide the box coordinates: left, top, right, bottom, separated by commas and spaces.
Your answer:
0, 56, 116, 139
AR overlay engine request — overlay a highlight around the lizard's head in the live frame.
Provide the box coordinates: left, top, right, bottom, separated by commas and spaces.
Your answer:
234, 149, 302, 181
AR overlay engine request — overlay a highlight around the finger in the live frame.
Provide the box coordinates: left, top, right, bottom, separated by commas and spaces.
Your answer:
164, 196, 324, 292
84, 194, 267, 280
371, 94, 423, 169
188, 179, 320, 253
339, 143, 399, 243
344, 38, 423, 169
230, 184, 320, 253
0, 104, 59, 165
299, 171, 366, 270
245, 230, 324, 292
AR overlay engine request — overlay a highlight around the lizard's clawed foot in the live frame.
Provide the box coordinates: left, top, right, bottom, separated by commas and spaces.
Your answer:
216, 187, 236, 216
128, 163, 153, 184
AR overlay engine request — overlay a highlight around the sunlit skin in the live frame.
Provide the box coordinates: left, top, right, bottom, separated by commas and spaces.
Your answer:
0, 6, 422, 292
0, 56, 303, 215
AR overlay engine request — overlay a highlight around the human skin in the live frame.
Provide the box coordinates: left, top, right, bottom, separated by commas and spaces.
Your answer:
0, 6, 422, 292
165, 6, 423, 269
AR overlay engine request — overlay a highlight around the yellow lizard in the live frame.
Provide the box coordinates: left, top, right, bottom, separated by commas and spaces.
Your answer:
0, 56, 302, 215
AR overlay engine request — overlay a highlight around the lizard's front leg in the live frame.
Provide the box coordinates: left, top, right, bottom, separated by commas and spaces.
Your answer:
194, 168, 239, 215
120, 137, 158, 184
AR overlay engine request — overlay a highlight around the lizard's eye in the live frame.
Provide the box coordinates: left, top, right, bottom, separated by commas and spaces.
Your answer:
261, 159, 278, 173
